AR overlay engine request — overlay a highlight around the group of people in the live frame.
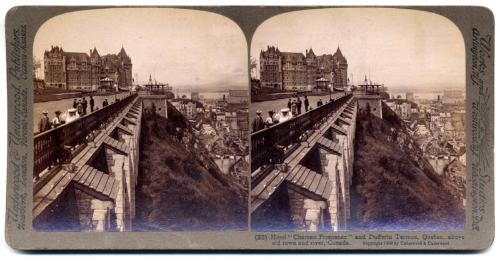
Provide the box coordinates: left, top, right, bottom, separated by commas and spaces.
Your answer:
38, 95, 113, 133
252, 95, 327, 133
251, 108, 290, 132
286, 96, 308, 115
72, 96, 96, 116
38, 110, 64, 133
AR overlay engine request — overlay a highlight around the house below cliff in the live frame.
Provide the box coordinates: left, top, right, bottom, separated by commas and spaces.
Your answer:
350, 103, 465, 231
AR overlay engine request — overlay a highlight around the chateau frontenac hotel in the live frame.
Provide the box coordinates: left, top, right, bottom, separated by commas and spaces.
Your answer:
259, 45, 348, 91
43, 45, 133, 90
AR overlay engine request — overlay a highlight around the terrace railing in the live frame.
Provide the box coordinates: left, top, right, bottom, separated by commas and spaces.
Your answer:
250, 93, 352, 173
33, 94, 137, 178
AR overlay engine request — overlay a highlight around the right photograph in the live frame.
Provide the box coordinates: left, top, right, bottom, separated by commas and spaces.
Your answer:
250, 8, 466, 232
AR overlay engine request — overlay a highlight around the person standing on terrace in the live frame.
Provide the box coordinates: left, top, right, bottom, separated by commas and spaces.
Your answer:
317, 98, 323, 107
252, 110, 265, 132
51, 110, 63, 128
265, 110, 276, 128
304, 96, 309, 112
291, 99, 298, 116
39, 111, 51, 133
89, 96, 95, 112
82, 97, 88, 115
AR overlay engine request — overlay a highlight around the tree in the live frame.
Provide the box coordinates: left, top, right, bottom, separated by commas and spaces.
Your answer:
250, 56, 258, 79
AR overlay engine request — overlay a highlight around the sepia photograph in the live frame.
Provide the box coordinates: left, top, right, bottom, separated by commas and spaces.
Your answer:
31, 8, 249, 232
250, 8, 466, 232
2, 3, 496, 252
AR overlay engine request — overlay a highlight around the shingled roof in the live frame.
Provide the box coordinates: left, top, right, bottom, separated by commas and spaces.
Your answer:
64, 52, 90, 62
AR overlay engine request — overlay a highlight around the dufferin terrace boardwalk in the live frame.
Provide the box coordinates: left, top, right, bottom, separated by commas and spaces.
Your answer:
33, 92, 145, 231
250, 90, 361, 232
34, 90, 240, 231
32, 86, 250, 232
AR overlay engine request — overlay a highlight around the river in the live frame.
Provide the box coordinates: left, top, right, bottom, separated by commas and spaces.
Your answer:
174, 91, 229, 100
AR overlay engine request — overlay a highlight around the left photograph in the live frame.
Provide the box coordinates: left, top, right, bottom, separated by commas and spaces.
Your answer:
32, 8, 249, 232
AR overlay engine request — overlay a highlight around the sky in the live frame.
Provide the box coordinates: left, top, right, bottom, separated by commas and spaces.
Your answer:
251, 8, 465, 91
34, 8, 248, 91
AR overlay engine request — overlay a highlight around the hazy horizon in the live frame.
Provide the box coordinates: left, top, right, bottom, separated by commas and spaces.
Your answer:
34, 8, 248, 91
251, 8, 465, 92
387, 86, 465, 93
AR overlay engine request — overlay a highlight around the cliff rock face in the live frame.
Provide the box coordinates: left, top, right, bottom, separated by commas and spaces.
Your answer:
351, 103, 464, 231
134, 102, 247, 231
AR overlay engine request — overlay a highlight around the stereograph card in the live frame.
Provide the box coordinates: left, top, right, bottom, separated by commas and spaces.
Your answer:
4, 6, 494, 250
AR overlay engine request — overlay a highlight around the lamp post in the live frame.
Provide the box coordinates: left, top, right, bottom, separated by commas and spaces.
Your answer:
329, 85, 332, 102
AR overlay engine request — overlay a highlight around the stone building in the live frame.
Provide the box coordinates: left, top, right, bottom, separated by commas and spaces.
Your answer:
259, 46, 282, 89
281, 51, 307, 90
44, 45, 133, 90
64, 51, 93, 90
191, 92, 200, 101
43, 46, 66, 89
259, 45, 348, 91
385, 99, 419, 121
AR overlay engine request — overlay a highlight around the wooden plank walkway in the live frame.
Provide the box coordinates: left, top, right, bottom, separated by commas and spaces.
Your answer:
317, 138, 343, 155
251, 97, 354, 212
104, 136, 129, 154
331, 124, 348, 135
33, 97, 140, 219
116, 124, 134, 135
286, 166, 333, 199
72, 164, 119, 200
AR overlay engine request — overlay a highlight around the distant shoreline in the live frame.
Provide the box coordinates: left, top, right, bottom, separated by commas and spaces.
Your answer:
388, 89, 465, 93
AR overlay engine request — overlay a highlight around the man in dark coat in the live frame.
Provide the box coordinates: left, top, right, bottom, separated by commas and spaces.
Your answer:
103, 99, 109, 107
252, 110, 265, 133
76, 100, 84, 116
287, 99, 292, 110
89, 96, 95, 112
304, 96, 309, 112
82, 97, 88, 115
39, 111, 51, 133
